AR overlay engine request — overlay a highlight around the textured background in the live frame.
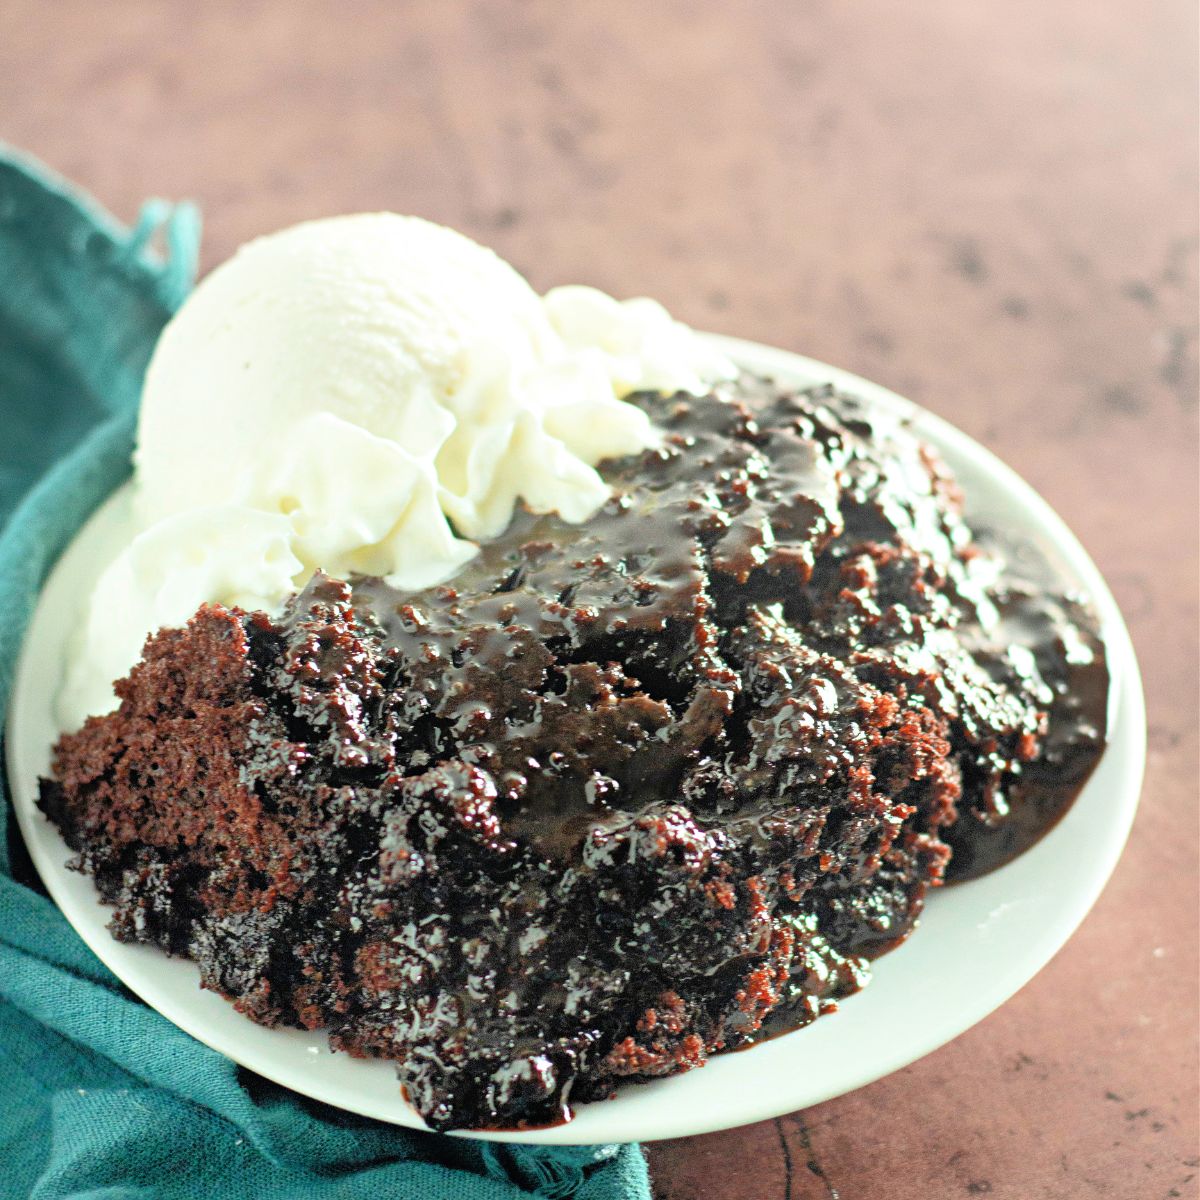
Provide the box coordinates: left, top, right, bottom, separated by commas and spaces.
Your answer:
2, 2, 1197, 1196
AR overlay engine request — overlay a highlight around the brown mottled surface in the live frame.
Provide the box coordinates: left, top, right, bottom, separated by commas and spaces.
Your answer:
2, 0, 1196, 1194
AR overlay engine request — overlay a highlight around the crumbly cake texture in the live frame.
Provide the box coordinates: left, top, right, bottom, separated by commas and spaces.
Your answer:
40, 376, 1108, 1131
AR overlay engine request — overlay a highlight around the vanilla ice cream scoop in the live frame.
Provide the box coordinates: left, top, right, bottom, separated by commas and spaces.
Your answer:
138, 214, 554, 527
60, 213, 734, 728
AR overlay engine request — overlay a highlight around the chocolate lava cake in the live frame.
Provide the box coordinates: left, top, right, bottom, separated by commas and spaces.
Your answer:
40, 376, 1109, 1131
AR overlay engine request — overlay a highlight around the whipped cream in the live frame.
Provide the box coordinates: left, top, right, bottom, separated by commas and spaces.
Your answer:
60, 214, 734, 728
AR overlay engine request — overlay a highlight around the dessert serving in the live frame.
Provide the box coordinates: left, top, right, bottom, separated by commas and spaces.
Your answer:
36, 215, 1109, 1131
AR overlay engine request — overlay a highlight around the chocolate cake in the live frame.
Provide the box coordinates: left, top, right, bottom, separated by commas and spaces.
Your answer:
39, 376, 1109, 1131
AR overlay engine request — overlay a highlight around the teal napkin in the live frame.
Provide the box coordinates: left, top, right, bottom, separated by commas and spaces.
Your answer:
0, 148, 650, 1200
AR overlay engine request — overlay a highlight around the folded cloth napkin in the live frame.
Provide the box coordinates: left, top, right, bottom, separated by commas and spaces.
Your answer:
0, 148, 651, 1200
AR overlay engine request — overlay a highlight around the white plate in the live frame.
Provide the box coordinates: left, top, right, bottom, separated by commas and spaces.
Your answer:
7, 337, 1145, 1144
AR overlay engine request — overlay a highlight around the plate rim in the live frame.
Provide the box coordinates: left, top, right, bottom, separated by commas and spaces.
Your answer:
6, 335, 1147, 1144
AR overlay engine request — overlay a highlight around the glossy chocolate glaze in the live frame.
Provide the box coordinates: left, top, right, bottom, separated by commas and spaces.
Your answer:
41, 374, 1108, 1131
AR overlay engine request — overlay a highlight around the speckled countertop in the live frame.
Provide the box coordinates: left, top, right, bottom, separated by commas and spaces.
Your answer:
2, 2, 1195, 1195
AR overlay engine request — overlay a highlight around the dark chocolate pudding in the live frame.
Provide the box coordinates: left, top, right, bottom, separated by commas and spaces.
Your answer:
39, 376, 1108, 1131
